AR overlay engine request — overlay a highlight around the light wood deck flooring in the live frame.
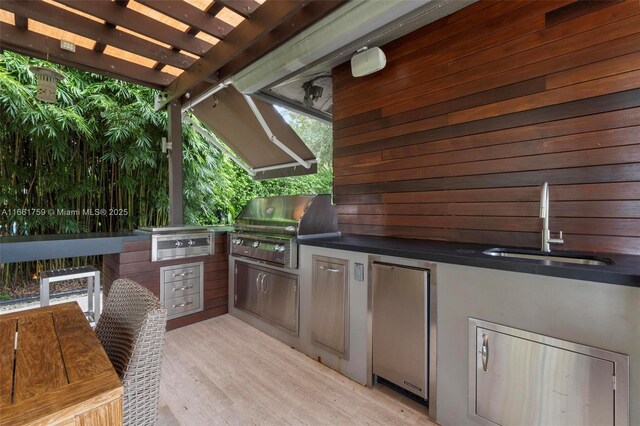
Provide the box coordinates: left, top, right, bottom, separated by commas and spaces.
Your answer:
158, 314, 436, 425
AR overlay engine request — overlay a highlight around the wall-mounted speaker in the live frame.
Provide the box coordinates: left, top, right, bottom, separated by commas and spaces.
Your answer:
351, 47, 387, 78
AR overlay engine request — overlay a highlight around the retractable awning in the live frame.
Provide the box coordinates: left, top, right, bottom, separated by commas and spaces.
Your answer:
186, 85, 317, 180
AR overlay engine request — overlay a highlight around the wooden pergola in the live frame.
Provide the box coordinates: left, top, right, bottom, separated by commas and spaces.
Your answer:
0, 0, 345, 224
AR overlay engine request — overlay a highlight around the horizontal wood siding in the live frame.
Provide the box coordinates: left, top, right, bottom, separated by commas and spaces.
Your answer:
102, 234, 228, 330
332, 0, 640, 255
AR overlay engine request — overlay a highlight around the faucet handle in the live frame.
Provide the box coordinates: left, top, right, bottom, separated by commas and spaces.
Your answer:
550, 230, 564, 245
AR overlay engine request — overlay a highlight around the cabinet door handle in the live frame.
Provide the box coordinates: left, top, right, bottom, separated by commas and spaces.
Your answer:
173, 300, 194, 308
173, 271, 193, 278
256, 273, 262, 292
320, 265, 341, 272
260, 273, 267, 293
481, 334, 489, 372
172, 285, 193, 292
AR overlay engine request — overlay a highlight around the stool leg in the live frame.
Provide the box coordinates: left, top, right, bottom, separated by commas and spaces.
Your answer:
87, 276, 94, 315
40, 278, 50, 307
94, 271, 101, 323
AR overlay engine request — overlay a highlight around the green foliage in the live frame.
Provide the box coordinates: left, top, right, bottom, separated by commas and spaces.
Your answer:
0, 51, 333, 288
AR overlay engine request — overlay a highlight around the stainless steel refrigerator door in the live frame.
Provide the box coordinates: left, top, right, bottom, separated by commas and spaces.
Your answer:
372, 262, 429, 398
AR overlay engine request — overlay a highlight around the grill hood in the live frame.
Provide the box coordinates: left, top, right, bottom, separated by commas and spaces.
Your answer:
234, 194, 338, 236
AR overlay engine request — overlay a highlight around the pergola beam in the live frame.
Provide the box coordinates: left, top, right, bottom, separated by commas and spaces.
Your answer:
0, 23, 173, 88
216, 0, 262, 19
136, 0, 233, 40
53, 0, 213, 56
159, 0, 309, 109
1, 0, 195, 70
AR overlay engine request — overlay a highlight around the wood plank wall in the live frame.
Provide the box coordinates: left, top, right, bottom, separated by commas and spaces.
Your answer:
102, 234, 228, 330
332, 0, 640, 255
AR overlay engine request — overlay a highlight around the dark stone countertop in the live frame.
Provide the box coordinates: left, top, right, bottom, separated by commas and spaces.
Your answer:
299, 234, 640, 287
0, 226, 232, 263
0, 231, 150, 263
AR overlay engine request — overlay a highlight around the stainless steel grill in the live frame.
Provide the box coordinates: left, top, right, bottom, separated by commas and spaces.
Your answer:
138, 225, 215, 262
230, 195, 339, 268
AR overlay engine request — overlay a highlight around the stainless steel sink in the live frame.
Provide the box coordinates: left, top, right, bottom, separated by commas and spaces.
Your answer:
483, 248, 614, 266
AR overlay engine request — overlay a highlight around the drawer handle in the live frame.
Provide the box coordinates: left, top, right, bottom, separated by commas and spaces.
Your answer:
172, 285, 193, 292
481, 334, 489, 372
172, 300, 194, 308
320, 266, 341, 272
172, 271, 193, 278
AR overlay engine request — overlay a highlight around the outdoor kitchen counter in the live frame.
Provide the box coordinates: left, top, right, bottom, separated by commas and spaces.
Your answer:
300, 234, 640, 287
0, 231, 150, 263
0, 227, 232, 263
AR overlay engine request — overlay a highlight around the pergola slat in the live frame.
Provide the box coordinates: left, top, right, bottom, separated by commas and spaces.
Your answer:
0, 23, 173, 88
53, 0, 212, 56
136, 0, 233, 40
216, 0, 261, 19
1, 0, 195, 70
161, 0, 308, 108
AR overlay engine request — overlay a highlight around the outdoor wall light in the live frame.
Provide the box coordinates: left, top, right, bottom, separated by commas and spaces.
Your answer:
30, 66, 64, 103
302, 81, 324, 107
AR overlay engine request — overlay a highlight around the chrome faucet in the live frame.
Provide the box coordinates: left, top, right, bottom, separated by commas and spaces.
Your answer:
539, 182, 564, 252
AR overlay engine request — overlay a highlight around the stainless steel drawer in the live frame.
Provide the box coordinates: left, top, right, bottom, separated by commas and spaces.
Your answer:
160, 261, 204, 320
163, 264, 201, 284
164, 294, 201, 318
163, 277, 201, 298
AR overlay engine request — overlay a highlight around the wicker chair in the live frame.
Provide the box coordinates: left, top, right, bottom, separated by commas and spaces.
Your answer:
95, 278, 167, 426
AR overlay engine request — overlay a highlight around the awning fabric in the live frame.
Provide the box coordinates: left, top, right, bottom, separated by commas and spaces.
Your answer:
190, 86, 317, 180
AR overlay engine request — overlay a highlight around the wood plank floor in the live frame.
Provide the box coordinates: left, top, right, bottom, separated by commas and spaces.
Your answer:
158, 314, 436, 425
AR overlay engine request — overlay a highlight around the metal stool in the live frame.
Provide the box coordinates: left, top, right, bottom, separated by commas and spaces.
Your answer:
40, 266, 101, 323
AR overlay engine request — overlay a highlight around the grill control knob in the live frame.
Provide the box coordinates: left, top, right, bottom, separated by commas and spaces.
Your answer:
252, 241, 260, 248
174, 240, 183, 247
233, 238, 242, 245
187, 239, 195, 246
275, 244, 286, 253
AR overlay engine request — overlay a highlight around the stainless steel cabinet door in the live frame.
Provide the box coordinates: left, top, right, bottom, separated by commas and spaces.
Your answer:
312, 256, 349, 357
260, 269, 298, 333
372, 262, 428, 398
234, 261, 261, 316
473, 325, 616, 426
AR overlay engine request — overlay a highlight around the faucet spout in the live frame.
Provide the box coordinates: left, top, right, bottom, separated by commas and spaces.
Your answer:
539, 182, 563, 252
539, 182, 549, 219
